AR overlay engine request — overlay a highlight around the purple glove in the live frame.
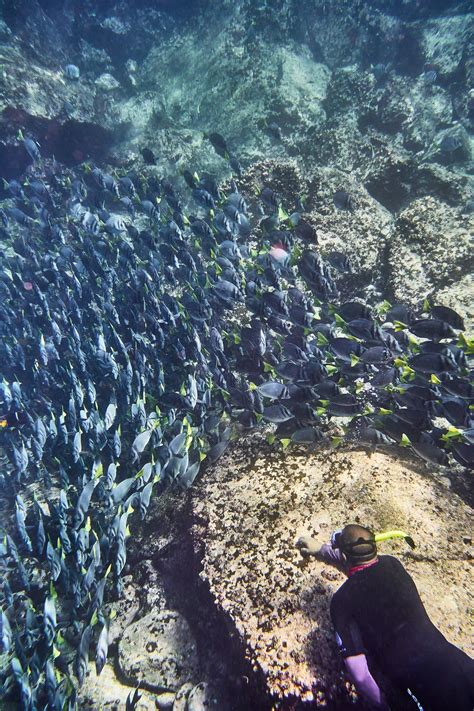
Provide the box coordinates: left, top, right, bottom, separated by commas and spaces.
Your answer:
318, 542, 345, 565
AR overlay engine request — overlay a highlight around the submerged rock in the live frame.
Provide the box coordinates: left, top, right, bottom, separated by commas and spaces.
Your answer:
429, 125, 472, 165
79, 662, 159, 710
421, 15, 474, 79
107, 576, 141, 646
186, 682, 217, 711
172, 683, 194, 711
118, 608, 200, 692
191, 434, 473, 706
155, 690, 176, 709
309, 165, 393, 282
95, 72, 121, 91
390, 197, 474, 324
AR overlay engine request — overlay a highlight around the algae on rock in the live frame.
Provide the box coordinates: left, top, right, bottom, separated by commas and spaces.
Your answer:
190, 434, 473, 707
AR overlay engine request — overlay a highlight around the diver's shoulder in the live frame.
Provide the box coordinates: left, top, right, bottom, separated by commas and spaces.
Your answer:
378, 554, 404, 563
377, 554, 407, 571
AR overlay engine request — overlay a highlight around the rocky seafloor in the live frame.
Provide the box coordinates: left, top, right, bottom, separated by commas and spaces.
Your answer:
0, 0, 473, 709
1, 0, 473, 313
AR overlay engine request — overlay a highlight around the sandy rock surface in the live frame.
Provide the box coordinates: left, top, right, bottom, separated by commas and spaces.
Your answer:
308, 166, 393, 279
79, 662, 158, 710
390, 197, 474, 324
118, 608, 200, 692
191, 433, 473, 706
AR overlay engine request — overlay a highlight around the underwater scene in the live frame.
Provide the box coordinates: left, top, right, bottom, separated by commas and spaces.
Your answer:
0, 0, 473, 709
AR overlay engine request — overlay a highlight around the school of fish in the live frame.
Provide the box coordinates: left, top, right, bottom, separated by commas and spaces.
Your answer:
0, 133, 472, 709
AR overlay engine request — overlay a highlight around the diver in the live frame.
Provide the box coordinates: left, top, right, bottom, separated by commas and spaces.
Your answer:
296, 524, 474, 711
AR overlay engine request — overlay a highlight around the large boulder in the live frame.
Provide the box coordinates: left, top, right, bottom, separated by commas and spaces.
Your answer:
79, 662, 159, 711
309, 166, 394, 282
113, 36, 331, 172
190, 433, 473, 707
421, 15, 474, 80
239, 159, 394, 297
118, 608, 200, 692
107, 575, 142, 647
389, 196, 474, 324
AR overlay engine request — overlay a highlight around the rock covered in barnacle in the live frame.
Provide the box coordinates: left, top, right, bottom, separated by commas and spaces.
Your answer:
79, 663, 159, 710
79, 39, 113, 73
307, 166, 393, 280
237, 158, 306, 209
390, 197, 474, 325
190, 433, 473, 706
118, 608, 200, 691
323, 66, 375, 118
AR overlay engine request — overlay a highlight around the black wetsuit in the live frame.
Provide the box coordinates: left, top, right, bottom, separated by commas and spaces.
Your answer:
330, 555, 474, 711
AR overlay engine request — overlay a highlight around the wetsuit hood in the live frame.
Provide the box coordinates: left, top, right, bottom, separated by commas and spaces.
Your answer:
336, 524, 377, 564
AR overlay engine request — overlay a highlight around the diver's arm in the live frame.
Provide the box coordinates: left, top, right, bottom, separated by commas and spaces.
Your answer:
317, 542, 344, 564
344, 655, 390, 710
295, 537, 344, 565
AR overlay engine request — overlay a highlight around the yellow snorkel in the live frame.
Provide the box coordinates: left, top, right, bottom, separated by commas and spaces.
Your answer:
374, 530, 415, 549
330, 526, 416, 558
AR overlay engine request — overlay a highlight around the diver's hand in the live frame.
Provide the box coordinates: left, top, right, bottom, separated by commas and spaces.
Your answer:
296, 538, 345, 566
295, 535, 321, 557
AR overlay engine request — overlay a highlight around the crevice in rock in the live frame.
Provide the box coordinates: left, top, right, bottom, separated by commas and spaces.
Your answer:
154, 507, 274, 711
0, 107, 115, 178
364, 171, 413, 214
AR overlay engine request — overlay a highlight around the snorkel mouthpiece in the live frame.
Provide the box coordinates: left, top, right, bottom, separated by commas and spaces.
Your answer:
331, 529, 342, 549
374, 530, 415, 549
